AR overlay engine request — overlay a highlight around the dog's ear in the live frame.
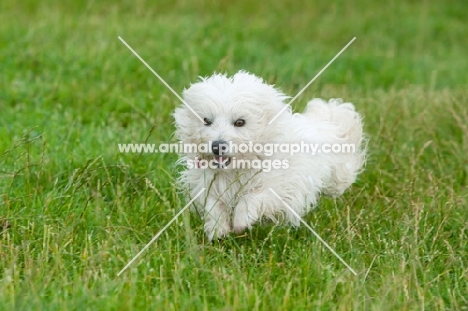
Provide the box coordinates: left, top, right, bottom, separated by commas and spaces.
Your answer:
263, 89, 292, 123
173, 104, 198, 142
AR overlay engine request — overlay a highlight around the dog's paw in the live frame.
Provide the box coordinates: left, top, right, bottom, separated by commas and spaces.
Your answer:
204, 218, 232, 241
233, 200, 259, 233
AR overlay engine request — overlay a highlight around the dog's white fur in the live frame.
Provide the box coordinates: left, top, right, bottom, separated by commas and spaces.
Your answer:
174, 71, 365, 240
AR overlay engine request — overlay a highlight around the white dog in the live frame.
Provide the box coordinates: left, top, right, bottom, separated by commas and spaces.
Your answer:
174, 71, 365, 240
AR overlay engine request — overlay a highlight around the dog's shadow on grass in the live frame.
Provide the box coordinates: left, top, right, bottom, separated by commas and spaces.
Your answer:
183, 207, 333, 270
189, 223, 311, 267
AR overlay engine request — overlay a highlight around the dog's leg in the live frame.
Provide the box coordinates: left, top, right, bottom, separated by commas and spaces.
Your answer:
233, 189, 310, 233
204, 197, 231, 240
232, 193, 266, 233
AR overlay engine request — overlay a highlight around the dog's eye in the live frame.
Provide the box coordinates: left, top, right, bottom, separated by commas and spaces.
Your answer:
204, 118, 212, 126
234, 119, 245, 127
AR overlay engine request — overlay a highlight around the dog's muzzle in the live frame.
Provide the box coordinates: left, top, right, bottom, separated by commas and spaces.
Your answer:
211, 140, 231, 168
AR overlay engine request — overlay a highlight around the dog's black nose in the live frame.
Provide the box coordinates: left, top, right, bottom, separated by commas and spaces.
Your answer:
211, 140, 229, 156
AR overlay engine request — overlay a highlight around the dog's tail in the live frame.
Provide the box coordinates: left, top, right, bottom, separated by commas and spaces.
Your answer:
303, 98, 366, 197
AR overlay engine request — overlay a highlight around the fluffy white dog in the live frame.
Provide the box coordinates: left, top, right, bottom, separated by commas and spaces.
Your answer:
174, 71, 365, 240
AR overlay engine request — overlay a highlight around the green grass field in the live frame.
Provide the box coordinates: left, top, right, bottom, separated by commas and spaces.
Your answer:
1, 0, 467, 309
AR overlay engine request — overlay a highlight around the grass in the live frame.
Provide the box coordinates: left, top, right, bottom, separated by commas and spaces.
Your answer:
1, 0, 467, 309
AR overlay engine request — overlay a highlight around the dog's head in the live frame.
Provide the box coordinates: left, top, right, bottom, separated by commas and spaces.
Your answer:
173, 71, 290, 167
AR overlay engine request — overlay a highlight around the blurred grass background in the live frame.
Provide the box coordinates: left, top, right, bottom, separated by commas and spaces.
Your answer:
0, 0, 467, 310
